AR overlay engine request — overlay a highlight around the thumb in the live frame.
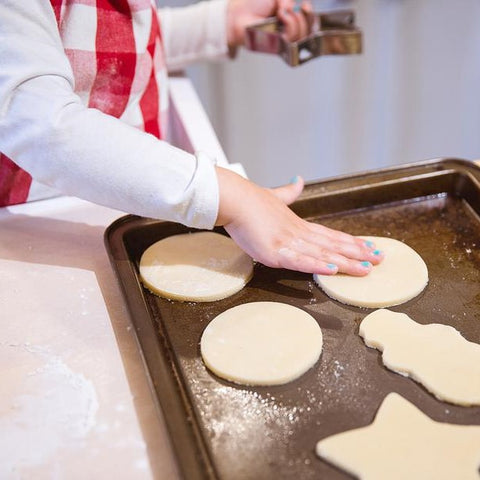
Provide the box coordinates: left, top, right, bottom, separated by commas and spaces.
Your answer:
270, 175, 304, 205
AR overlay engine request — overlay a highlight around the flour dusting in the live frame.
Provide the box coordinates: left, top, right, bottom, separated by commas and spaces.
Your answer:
0, 344, 99, 478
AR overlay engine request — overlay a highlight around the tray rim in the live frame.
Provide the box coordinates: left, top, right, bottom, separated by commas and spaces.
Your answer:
104, 157, 480, 480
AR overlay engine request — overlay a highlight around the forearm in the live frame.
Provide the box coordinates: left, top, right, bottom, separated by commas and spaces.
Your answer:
2, 81, 218, 227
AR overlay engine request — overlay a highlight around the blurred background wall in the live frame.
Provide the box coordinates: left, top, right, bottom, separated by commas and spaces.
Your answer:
166, 0, 480, 187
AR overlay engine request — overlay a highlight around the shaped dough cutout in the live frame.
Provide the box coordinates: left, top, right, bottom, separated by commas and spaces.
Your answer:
314, 236, 428, 308
139, 232, 253, 302
200, 301, 323, 386
359, 309, 480, 406
316, 392, 480, 480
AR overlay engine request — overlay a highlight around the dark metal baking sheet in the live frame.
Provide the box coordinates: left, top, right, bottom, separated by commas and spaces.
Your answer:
105, 158, 480, 480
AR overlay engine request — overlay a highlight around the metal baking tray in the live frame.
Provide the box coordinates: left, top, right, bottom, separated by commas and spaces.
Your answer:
244, 10, 362, 66
105, 159, 480, 480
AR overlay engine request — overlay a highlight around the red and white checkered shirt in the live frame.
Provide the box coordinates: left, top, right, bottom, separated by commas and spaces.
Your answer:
1, 0, 168, 206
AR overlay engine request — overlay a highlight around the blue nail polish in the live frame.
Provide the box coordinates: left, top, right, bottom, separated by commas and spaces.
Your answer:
365, 240, 375, 248
290, 175, 299, 184
361, 261, 371, 268
327, 263, 337, 270
373, 249, 381, 256
293, 5, 301, 12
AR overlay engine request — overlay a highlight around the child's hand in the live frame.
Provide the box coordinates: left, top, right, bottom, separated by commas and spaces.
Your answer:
215, 167, 384, 276
227, 0, 312, 47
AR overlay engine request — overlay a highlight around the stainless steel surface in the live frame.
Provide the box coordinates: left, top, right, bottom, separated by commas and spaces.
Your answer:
244, 10, 362, 66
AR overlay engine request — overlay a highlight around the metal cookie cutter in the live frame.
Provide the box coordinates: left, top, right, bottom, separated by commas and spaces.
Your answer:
244, 10, 362, 67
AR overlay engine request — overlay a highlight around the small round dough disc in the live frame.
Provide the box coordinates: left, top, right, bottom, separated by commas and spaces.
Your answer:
200, 301, 323, 386
139, 232, 253, 302
314, 236, 428, 308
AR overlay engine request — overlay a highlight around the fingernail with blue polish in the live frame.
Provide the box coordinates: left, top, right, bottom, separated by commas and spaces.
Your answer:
327, 263, 337, 270
365, 240, 375, 248
361, 261, 372, 268
290, 175, 299, 184
372, 249, 382, 256
293, 5, 301, 12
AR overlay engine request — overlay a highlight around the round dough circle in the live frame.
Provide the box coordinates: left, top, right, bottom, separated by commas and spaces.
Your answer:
200, 301, 323, 386
313, 237, 428, 308
139, 232, 253, 302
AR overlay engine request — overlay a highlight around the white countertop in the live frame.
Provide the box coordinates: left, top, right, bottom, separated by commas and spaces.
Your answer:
0, 196, 179, 480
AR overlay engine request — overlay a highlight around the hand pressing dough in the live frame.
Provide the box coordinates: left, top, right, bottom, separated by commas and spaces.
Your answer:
314, 236, 428, 308
360, 309, 480, 406
316, 392, 480, 480
139, 232, 253, 302
200, 301, 323, 386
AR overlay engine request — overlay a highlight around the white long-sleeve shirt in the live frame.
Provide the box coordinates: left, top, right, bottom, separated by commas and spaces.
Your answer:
0, 0, 229, 229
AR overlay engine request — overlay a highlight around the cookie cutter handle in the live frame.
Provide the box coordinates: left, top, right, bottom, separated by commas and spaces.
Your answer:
245, 9, 362, 67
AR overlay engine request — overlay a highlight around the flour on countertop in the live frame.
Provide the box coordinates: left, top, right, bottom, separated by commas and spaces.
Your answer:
0, 344, 99, 478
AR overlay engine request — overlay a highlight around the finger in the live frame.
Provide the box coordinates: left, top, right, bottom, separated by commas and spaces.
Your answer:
277, 6, 299, 41
330, 257, 373, 276
342, 236, 385, 265
293, 4, 309, 39
308, 222, 363, 245
277, 246, 372, 276
306, 232, 385, 265
313, 248, 373, 276
307, 223, 384, 265
278, 0, 295, 10
278, 2, 308, 41
301, 0, 313, 13
270, 175, 304, 205
285, 237, 375, 275
326, 250, 376, 275
325, 236, 383, 266
300, 1, 315, 32
356, 239, 384, 265
277, 247, 339, 274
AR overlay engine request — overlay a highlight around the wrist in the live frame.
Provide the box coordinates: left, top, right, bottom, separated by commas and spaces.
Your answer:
215, 166, 252, 226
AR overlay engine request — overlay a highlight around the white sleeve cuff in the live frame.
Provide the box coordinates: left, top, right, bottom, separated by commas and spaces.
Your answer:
183, 150, 219, 229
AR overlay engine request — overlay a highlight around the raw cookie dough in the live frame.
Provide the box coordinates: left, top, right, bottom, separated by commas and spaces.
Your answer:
139, 232, 253, 302
360, 309, 480, 406
314, 236, 428, 308
316, 393, 480, 480
200, 301, 323, 386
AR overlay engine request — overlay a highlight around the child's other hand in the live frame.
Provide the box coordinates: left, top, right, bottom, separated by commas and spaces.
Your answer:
227, 0, 312, 48
215, 167, 384, 276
